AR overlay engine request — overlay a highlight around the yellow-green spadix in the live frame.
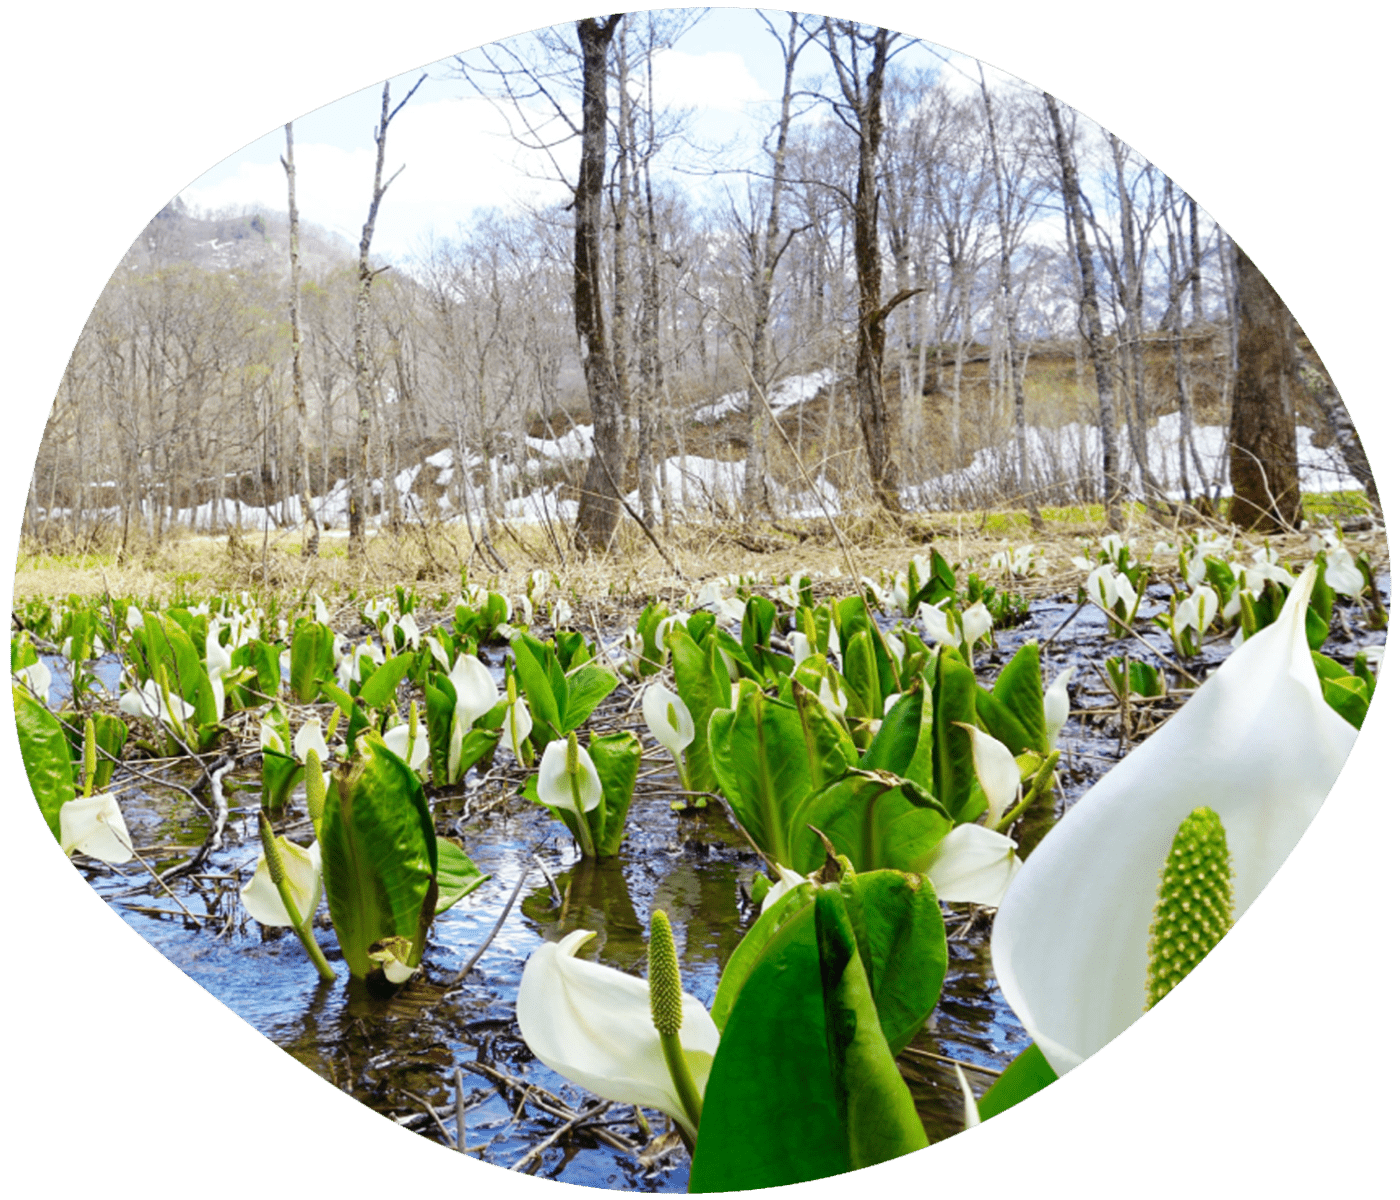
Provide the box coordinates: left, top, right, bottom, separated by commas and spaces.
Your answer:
991, 562, 1356, 1077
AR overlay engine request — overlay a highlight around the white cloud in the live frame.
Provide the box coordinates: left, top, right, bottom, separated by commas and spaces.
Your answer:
648, 48, 771, 112
180, 93, 570, 261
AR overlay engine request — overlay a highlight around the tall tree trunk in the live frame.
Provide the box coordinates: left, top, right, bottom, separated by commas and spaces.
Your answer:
1228, 246, 1300, 531
573, 15, 627, 551
282, 122, 319, 557
981, 67, 1043, 528
1044, 93, 1123, 529
348, 75, 423, 558
825, 21, 902, 510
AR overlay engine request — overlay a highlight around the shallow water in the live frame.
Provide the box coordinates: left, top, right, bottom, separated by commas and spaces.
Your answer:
70, 580, 1387, 1189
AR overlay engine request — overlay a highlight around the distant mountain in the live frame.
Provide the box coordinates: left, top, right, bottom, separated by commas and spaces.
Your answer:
121, 197, 359, 277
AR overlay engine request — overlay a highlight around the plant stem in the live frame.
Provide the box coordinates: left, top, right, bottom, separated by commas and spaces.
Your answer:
657, 1029, 704, 1136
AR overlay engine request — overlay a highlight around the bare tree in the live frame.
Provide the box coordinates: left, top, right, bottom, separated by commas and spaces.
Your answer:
347, 74, 424, 558
281, 121, 319, 556
1043, 92, 1123, 528
820, 19, 917, 511
1229, 246, 1300, 530
572, 14, 627, 550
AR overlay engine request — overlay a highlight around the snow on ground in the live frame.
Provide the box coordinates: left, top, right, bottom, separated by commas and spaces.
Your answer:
692, 370, 835, 425
50, 412, 1364, 536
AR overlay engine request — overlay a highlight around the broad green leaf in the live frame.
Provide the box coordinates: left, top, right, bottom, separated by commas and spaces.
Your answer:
357, 652, 413, 710
261, 749, 304, 812
741, 595, 777, 662
434, 837, 489, 914
709, 684, 812, 866
977, 1042, 1058, 1121
319, 741, 438, 979
791, 679, 859, 790
690, 882, 928, 1191
88, 712, 128, 791
582, 730, 642, 857
562, 664, 618, 731
710, 881, 815, 1032
926, 649, 979, 822
668, 626, 731, 793
788, 769, 951, 876
15, 687, 75, 841
289, 620, 336, 703
511, 632, 564, 738
989, 641, 1048, 753
860, 680, 933, 791
849, 869, 947, 1053
1321, 674, 1369, 729
425, 672, 456, 786
842, 628, 881, 718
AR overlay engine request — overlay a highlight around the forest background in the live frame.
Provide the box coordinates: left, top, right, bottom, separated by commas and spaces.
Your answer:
3, 1, 1395, 1194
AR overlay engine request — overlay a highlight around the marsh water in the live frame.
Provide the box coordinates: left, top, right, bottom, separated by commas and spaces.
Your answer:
60, 578, 1388, 1190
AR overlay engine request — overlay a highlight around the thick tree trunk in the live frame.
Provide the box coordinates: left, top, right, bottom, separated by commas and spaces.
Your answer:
573, 15, 627, 552
1044, 93, 1123, 529
1228, 246, 1300, 531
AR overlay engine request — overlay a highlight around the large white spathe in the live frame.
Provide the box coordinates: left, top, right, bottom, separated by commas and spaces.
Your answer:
991, 563, 1356, 1078
516, 928, 718, 1141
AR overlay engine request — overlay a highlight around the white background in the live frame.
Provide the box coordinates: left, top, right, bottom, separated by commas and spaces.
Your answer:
2, 3, 1394, 1195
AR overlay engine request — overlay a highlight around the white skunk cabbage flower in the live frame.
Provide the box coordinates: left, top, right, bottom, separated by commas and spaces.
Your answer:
954, 723, 1021, 826
1324, 546, 1365, 598
241, 838, 323, 927
516, 928, 718, 1141
1086, 564, 1139, 613
918, 599, 960, 648
643, 684, 695, 757
759, 864, 808, 914
293, 718, 329, 765
396, 613, 422, 650
119, 678, 195, 731
505, 690, 533, 768
1044, 667, 1075, 749
925, 823, 1022, 907
1172, 585, 1220, 636
59, 793, 134, 864
14, 660, 52, 705
961, 601, 995, 647
382, 722, 429, 774
425, 636, 451, 672
538, 737, 602, 816
447, 654, 500, 780
312, 592, 330, 625
991, 563, 1356, 1077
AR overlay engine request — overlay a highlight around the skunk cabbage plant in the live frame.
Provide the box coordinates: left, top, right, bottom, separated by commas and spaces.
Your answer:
992, 564, 1357, 1077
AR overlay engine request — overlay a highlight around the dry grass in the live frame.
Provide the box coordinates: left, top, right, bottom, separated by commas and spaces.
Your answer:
15, 495, 1383, 618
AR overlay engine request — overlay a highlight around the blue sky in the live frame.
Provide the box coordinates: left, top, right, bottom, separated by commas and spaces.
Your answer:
179, 9, 986, 262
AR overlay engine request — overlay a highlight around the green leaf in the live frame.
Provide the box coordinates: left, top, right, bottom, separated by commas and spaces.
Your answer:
1321, 674, 1369, 729
357, 652, 413, 710
977, 1042, 1058, 1121
434, 838, 489, 914
859, 680, 933, 791
319, 742, 438, 979
562, 664, 618, 731
791, 680, 860, 790
690, 882, 928, 1192
511, 632, 564, 737
583, 730, 642, 857
741, 595, 777, 662
787, 769, 951, 876
15, 687, 75, 841
668, 626, 731, 794
87, 712, 128, 791
988, 641, 1048, 753
261, 749, 304, 812
710, 881, 815, 1033
425, 672, 456, 786
709, 684, 813, 866
926, 649, 979, 821
289, 620, 335, 703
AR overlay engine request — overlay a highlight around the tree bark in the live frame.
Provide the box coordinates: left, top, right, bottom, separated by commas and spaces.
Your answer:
573, 14, 627, 552
282, 122, 319, 557
348, 75, 423, 558
1044, 93, 1123, 529
1228, 246, 1300, 531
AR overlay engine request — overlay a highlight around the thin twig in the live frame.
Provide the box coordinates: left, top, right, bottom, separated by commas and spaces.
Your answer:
509, 1099, 612, 1172
445, 862, 536, 986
